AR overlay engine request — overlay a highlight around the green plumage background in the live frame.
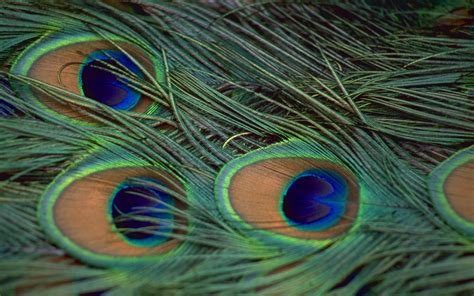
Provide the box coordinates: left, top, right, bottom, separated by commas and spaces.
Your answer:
0, 0, 473, 295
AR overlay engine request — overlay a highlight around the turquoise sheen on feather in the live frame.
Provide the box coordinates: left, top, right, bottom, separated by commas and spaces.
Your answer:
215, 140, 360, 247
109, 177, 175, 247
38, 153, 189, 268
429, 146, 474, 238
79, 50, 144, 111
281, 169, 349, 231
2, 2, 474, 294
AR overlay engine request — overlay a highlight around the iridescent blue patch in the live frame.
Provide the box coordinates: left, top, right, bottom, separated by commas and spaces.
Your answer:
110, 178, 175, 247
79, 50, 144, 110
281, 169, 349, 231
0, 78, 15, 116
0, 99, 15, 116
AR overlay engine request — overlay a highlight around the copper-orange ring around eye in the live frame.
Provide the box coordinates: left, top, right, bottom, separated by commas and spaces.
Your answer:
55, 167, 185, 256
39, 162, 188, 267
11, 33, 160, 123
444, 160, 474, 223
429, 146, 474, 238
225, 157, 359, 240
31, 42, 153, 118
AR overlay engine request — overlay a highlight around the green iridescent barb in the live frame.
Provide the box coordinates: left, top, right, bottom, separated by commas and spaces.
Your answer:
0, 0, 473, 295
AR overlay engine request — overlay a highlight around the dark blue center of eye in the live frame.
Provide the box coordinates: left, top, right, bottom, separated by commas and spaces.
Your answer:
0, 78, 15, 116
0, 99, 14, 116
111, 178, 174, 246
282, 169, 348, 231
80, 50, 143, 111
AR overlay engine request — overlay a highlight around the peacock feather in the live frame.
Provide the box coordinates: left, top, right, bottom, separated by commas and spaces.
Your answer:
0, 0, 473, 295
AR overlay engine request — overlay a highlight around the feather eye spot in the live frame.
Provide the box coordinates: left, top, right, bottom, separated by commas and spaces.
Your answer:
80, 50, 144, 111
282, 170, 348, 231
110, 178, 175, 247
11, 33, 161, 123
216, 142, 360, 245
429, 146, 474, 238
39, 157, 188, 267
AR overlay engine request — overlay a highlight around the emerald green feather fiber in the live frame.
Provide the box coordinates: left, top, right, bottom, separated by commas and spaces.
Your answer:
0, 0, 473, 295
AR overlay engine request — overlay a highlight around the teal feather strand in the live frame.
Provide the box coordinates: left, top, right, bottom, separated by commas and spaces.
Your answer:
0, 0, 473, 295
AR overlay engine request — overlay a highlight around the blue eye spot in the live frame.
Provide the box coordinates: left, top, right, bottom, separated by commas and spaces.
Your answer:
110, 178, 175, 247
0, 78, 15, 116
80, 50, 144, 111
282, 169, 349, 231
